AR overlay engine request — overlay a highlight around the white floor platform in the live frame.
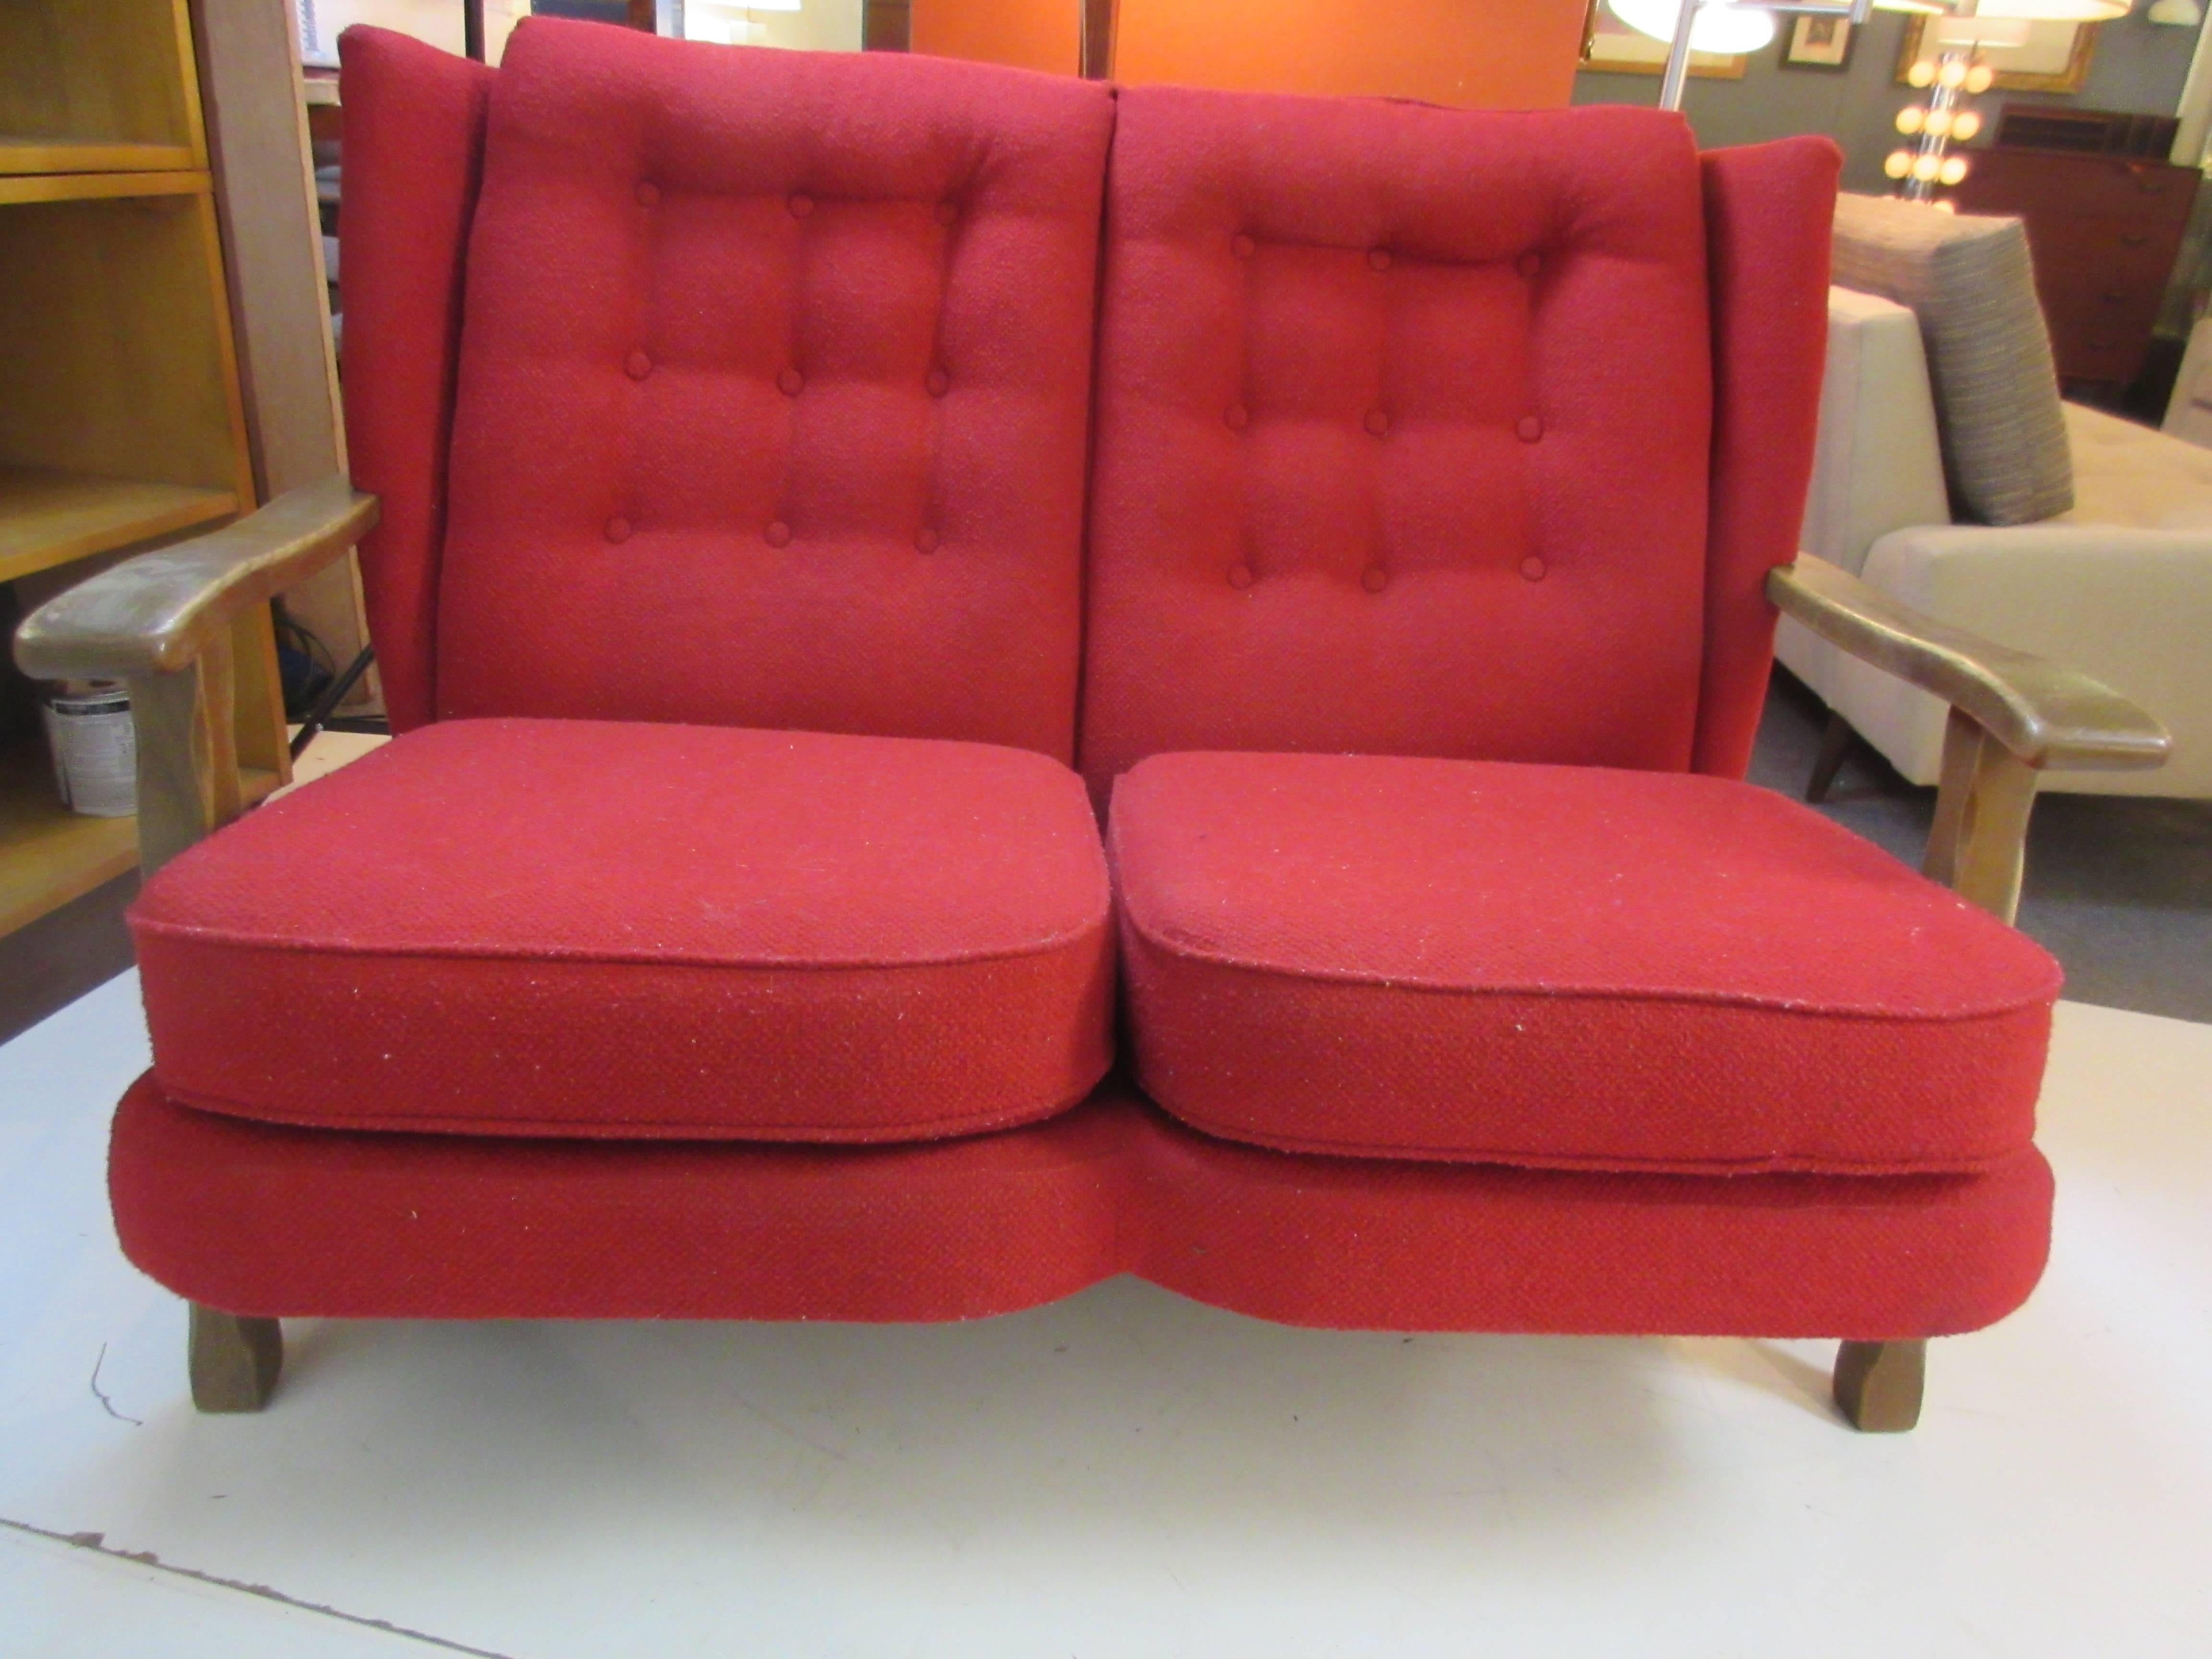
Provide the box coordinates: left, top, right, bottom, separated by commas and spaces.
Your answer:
0, 977, 2206, 1659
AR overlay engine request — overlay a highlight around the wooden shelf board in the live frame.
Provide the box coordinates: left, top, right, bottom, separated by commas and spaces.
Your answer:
0, 745, 280, 938
0, 136, 199, 176
0, 467, 236, 586
0, 168, 207, 206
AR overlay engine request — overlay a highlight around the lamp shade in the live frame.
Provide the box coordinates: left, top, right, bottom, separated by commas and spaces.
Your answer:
1966, 1, 2130, 20
1608, 0, 1778, 55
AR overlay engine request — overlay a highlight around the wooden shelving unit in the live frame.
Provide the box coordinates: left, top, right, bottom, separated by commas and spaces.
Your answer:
0, 0, 292, 940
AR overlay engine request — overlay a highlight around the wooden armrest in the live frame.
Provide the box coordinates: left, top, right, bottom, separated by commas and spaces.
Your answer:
12, 476, 378, 681
1767, 555, 2169, 773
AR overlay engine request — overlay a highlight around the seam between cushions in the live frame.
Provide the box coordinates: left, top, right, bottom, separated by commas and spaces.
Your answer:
131, 910, 1113, 974
1118, 914, 2061, 1022
1137, 1081, 2030, 1179
161, 1065, 1111, 1143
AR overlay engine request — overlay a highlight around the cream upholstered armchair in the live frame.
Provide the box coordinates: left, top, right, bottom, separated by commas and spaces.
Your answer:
1780, 285, 2212, 802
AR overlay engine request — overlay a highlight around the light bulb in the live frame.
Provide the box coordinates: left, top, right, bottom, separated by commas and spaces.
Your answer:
1964, 64, 1996, 94
1933, 199, 1958, 215
1897, 106, 1926, 135
1926, 108, 1954, 138
1953, 110, 1984, 142
1940, 156, 1970, 186
1913, 154, 1942, 182
1885, 150, 1915, 180
1908, 60, 1938, 88
1938, 59, 1968, 89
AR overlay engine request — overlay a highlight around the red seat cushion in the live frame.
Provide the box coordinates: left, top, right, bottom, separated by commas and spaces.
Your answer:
1109, 751, 2061, 1175
132, 719, 1113, 1141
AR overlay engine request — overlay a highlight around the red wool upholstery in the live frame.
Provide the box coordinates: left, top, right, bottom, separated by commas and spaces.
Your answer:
432, 21, 1112, 760
111, 1076, 2052, 1340
132, 720, 1113, 1140
1081, 91, 1718, 799
1109, 751, 2060, 1174
337, 27, 493, 733
1692, 138, 1842, 778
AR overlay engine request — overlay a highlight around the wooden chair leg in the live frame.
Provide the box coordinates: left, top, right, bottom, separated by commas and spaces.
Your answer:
188, 1304, 283, 1413
1806, 711, 1857, 804
1833, 1339, 1924, 1432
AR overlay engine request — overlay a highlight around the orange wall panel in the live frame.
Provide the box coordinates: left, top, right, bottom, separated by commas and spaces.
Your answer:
1114, 0, 1588, 108
911, 0, 1081, 76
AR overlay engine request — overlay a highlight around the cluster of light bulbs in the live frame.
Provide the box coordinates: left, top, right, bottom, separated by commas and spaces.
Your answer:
1883, 50, 1998, 197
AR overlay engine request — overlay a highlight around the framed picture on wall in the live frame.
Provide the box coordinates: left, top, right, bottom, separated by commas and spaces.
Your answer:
1579, 0, 1750, 81
1780, 16, 1854, 72
1896, 17, 2100, 93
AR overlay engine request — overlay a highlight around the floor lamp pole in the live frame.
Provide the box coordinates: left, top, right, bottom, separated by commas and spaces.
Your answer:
1657, 0, 1702, 110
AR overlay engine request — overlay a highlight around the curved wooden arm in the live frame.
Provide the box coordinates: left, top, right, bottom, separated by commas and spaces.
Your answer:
12, 476, 378, 682
1767, 555, 2169, 773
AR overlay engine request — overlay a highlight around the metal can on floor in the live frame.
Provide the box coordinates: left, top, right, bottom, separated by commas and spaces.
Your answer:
41, 680, 136, 818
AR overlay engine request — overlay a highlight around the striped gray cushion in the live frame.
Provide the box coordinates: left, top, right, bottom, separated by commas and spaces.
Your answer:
1832, 192, 2073, 526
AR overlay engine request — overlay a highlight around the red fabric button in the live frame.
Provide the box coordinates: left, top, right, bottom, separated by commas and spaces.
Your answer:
635, 181, 660, 207
1224, 403, 1249, 431
1516, 415, 1544, 442
1521, 555, 1547, 582
1517, 251, 1542, 279
1367, 249, 1392, 272
1226, 563, 1254, 589
926, 368, 950, 397
1231, 233, 1255, 259
1361, 565, 1389, 593
625, 349, 652, 381
1364, 409, 1390, 437
777, 367, 805, 397
603, 516, 631, 544
788, 192, 814, 218
765, 520, 792, 547
934, 200, 958, 227
915, 527, 941, 553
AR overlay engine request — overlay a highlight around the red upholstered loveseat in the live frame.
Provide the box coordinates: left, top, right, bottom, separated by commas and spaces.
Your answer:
15, 20, 2167, 1429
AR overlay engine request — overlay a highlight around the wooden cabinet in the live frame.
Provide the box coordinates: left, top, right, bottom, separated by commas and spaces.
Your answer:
0, 0, 291, 939
1953, 148, 2200, 389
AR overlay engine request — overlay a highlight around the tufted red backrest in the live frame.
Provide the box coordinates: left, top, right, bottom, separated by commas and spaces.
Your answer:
354, 20, 1113, 760
1079, 89, 1836, 797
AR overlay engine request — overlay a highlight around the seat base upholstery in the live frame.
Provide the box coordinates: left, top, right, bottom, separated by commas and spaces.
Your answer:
132, 719, 1113, 1142
113, 1075, 2051, 1339
1109, 751, 2060, 1176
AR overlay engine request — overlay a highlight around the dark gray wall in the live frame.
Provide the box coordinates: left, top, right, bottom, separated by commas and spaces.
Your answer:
1572, 9, 2206, 195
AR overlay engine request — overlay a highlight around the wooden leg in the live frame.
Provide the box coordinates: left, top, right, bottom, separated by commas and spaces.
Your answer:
1806, 711, 1856, 804
188, 1304, 283, 1413
1833, 1339, 1924, 1432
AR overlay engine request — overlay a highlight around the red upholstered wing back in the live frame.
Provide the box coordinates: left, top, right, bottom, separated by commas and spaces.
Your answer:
1078, 88, 1839, 795
343, 21, 1114, 760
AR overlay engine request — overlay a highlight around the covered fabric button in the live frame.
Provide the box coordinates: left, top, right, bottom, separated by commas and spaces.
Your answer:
1231, 233, 1255, 259
635, 181, 660, 207
1225, 403, 1249, 431
777, 367, 805, 397
1364, 409, 1391, 437
625, 349, 653, 381
1227, 563, 1255, 589
934, 200, 959, 227
1521, 555, 1548, 582
915, 527, 941, 553
765, 521, 792, 548
603, 516, 632, 543
926, 368, 950, 397
1516, 415, 1544, 442
1367, 248, 1392, 272
1517, 251, 1542, 279
788, 192, 814, 218
1361, 565, 1390, 593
